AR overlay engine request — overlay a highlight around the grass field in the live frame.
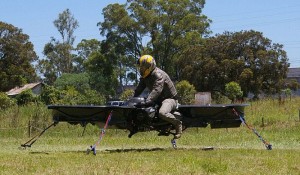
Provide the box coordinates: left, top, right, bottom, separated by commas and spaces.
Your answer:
1, 98, 300, 174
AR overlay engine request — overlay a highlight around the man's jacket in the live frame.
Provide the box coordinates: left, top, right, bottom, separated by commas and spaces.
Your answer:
134, 67, 177, 104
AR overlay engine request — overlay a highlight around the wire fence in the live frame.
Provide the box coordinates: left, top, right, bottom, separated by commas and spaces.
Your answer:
0, 126, 27, 130
0, 121, 54, 137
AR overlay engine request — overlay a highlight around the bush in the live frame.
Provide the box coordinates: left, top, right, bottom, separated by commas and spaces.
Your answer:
225, 81, 243, 103
57, 86, 82, 105
211, 91, 230, 104
120, 89, 134, 101
40, 85, 63, 105
0, 92, 15, 109
81, 89, 105, 105
15, 90, 37, 105
54, 73, 90, 93
176, 80, 196, 105
57, 86, 105, 105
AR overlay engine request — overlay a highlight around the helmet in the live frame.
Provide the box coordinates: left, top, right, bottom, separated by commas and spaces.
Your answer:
137, 55, 156, 78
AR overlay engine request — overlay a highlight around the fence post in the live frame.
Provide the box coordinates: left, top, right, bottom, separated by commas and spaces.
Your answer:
28, 120, 31, 138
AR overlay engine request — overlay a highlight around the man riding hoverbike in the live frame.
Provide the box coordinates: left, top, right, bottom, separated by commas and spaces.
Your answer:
134, 55, 182, 139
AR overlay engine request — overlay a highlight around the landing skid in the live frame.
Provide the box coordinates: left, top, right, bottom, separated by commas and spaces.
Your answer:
171, 139, 177, 149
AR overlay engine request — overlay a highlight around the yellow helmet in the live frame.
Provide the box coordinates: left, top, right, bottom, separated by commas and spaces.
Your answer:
137, 55, 156, 78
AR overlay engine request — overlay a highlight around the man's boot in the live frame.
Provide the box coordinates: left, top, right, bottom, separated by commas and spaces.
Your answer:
174, 121, 182, 139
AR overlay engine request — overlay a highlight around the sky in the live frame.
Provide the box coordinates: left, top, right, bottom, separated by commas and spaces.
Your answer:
1, 0, 300, 68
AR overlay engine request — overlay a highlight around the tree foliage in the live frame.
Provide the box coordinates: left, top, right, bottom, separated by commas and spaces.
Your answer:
81, 89, 106, 105
179, 30, 289, 98
38, 9, 79, 85
53, 9, 79, 45
74, 39, 101, 73
40, 85, 62, 105
54, 73, 90, 93
99, 0, 211, 79
40, 84, 105, 105
0, 22, 38, 91
99, 3, 142, 85
129, 0, 211, 78
3, 3, 292, 105
84, 51, 119, 98
38, 38, 74, 84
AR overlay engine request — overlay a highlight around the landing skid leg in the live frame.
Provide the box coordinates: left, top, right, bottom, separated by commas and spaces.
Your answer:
232, 108, 272, 150
20, 122, 56, 149
171, 139, 177, 149
86, 111, 113, 155
86, 145, 97, 155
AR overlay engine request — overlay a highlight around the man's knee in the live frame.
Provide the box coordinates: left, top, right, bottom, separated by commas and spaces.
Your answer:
159, 111, 168, 120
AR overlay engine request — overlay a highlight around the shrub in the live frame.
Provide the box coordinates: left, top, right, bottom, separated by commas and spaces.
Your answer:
40, 85, 62, 105
120, 89, 134, 101
15, 90, 37, 105
0, 92, 15, 109
81, 89, 105, 105
54, 73, 90, 93
57, 86, 82, 105
211, 91, 230, 104
176, 80, 196, 105
225, 81, 243, 103
57, 86, 106, 105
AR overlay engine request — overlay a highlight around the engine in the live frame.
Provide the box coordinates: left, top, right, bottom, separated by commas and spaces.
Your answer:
123, 97, 159, 133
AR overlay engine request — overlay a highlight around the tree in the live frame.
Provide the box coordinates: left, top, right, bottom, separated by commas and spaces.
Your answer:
101, 33, 138, 87
84, 51, 119, 99
99, 3, 143, 85
178, 30, 289, 98
98, 0, 211, 80
56, 87, 105, 105
81, 89, 106, 105
38, 38, 74, 84
38, 9, 79, 85
40, 85, 62, 105
0, 22, 38, 91
54, 73, 90, 93
128, 0, 211, 78
74, 39, 101, 73
54, 9, 79, 45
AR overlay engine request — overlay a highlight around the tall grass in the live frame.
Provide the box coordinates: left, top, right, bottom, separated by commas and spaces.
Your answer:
246, 97, 300, 126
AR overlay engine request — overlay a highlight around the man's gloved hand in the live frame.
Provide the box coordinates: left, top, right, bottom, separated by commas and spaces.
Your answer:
134, 101, 153, 108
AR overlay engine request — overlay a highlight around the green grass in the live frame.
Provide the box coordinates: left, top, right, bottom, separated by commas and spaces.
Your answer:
1, 98, 300, 174
1, 125, 300, 175
2, 148, 299, 175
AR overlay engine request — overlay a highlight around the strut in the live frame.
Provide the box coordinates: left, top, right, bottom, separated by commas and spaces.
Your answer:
87, 111, 113, 155
21, 122, 57, 148
232, 108, 272, 150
